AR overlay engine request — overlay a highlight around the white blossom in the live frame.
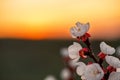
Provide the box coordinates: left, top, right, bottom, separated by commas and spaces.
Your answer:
84, 63, 104, 80
68, 57, 79, 67
108, 72, 120, 80
105, 56, 120, 68
60, 48, 69, 57
60, 68, 71, 80
44, 75, 57, 80
70, 22, 90, 38
100, 42, 115, 55
76, 62, 86, 76
68, 42, 82, 60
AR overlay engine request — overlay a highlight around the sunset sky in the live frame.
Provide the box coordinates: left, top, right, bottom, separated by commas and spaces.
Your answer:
0, 0, 120, 40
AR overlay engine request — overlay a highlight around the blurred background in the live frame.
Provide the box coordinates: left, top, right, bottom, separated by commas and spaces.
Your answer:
0, 0, 120, 80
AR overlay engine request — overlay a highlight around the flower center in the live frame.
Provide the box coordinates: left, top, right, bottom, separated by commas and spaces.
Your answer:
78, 28, 81, 31
93, 70, 100, 76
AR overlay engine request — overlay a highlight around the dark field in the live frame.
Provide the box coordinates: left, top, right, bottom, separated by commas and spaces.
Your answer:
0, 39, 120, 80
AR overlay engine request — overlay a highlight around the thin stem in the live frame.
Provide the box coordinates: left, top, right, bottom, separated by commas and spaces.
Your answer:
104, 72, 110, 80
84, 38, 98, 63
84, 38, 104, 68
99, 58, 104, 67
89, 54, 98, 63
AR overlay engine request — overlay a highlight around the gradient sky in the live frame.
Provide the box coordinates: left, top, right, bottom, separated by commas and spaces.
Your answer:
0, 0, 120, 40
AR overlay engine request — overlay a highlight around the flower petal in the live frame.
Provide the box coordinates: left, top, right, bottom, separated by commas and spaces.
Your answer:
84, 63, 104, 80
100, 42, 115, 55
60, 48, 69, 57
81, 75, 86, 80
69, 57, 79, 67
76, 62, 86, 76
108, 72, 120, 80
117, 68, 120, 72
70, 26, 78, 38
68, 42, 82, 59
70, 22, 90, 38
76, 22, 90, 37
44, 75, 57, 80
105, 56, 120, 68
60, 68, 71, 80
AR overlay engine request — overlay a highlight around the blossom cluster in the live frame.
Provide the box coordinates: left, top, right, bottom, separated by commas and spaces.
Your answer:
67, 22, 120, 80
44, 22, 120, 80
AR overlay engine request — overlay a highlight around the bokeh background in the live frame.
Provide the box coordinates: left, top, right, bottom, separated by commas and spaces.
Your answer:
0, 0, 120, 80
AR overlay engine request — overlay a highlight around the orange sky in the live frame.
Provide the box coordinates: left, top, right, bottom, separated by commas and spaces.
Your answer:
0, 0, 120, 40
